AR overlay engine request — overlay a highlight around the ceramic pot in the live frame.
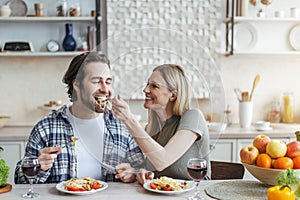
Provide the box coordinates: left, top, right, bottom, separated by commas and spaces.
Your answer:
0, 5, 11, 17
62, 23, 76, 51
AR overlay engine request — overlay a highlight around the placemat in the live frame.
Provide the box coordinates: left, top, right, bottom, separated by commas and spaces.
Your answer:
205, 180, 268, 200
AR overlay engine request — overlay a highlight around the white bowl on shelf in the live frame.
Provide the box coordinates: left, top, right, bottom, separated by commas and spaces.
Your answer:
254, 121, 271, 131
208, 122, 227, 132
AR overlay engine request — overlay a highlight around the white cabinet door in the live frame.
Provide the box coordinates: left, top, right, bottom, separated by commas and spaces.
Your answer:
0, 141, 25, 184
209, 139, 236, 162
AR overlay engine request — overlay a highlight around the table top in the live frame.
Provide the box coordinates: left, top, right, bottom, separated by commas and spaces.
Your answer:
1, 180, 269, 200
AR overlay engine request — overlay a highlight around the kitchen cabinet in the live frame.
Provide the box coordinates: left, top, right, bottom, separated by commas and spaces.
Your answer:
209, 139, 236, 162
0, 141, 26, 184
0, 0, 107, 57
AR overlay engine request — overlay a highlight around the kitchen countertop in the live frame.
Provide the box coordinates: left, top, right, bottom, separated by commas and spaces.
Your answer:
0, 123, 300, 141
210, 123, 300, 139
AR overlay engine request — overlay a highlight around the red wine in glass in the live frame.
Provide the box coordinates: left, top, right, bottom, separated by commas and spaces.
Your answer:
21, 156, 41, 199
22, 163, 41, 178
187, 158, 207, 200
187, 164, 207, 182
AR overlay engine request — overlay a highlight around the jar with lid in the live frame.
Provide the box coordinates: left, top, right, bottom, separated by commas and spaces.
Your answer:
56, 0, 68, 16
281, 92, 294, 123
268, 98, 281, 123
224, 109, 232, 127
69, 1, 81, 16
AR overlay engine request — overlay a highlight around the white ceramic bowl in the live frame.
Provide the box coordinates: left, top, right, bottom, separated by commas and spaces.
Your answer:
254, 121, 271, 131
208, 122, 227, 132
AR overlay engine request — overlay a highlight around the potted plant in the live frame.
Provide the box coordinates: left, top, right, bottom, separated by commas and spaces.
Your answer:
0, 146, 11, 194
257, 9, 265, 17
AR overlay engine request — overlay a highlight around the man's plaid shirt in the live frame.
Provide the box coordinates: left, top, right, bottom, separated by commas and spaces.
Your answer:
14, 105, 144, 183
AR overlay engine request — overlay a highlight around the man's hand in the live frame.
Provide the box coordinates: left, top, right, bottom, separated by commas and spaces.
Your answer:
38, 147, 61, 171
115, 163, 136, 183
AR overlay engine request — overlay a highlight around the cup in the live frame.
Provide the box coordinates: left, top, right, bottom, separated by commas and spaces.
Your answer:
34, 3, 44, 16
291, 8, 300, 18
274, 10, 285, 18
239, 101, 253, 128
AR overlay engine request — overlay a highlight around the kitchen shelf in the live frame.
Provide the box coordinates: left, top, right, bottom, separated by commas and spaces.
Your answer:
0, 51, 103, 57
0, 16, 97, 22
233, 17, 300, 23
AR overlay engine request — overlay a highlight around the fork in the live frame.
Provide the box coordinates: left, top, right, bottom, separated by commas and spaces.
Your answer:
51, 137, 79, 154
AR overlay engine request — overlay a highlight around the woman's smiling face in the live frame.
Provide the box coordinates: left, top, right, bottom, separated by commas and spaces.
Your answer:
143, 71, 173, 110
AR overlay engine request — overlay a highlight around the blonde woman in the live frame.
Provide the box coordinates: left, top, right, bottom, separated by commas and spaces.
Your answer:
112, 64, 210, 184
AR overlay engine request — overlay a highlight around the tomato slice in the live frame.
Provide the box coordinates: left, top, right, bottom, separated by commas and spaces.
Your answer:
91, 182, 102, 189
66, 185, 86, 192
163, 186, 172, 191
150, 183, 158, 189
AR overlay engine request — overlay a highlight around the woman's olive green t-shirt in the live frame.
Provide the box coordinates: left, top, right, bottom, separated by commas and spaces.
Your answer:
145, 108, 211, 180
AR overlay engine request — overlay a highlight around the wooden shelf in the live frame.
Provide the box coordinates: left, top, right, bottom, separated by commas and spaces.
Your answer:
234, 17, 300, 23
0, 52, 101, 57
0, 16, 97, 22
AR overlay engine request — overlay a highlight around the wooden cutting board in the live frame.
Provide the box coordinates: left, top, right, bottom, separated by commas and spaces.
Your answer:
0, 184, 12, 194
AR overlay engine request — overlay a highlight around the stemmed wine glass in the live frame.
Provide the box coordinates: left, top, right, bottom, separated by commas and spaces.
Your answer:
187, 158, 207, 200
21, 156, 41, 198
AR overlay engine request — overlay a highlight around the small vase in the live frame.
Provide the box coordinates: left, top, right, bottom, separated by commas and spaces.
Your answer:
62, 23, 76, 51
0, 5, 11, 17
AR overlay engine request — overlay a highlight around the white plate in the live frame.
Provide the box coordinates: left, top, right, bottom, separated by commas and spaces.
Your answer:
143, 179, 195, 195
228, 23, 257, 51
56, 181, 108, 195
256, 127, 273, 131
6, 0, 27, 16
289, 24, 300, 50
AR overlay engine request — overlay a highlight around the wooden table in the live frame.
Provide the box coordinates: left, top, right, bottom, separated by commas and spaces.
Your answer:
0, 179, 270, 200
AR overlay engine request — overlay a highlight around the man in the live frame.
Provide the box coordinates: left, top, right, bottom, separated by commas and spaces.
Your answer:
14, 52, 144, 184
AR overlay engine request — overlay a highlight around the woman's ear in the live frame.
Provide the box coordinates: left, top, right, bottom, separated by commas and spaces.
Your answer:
170, 90, 177, 102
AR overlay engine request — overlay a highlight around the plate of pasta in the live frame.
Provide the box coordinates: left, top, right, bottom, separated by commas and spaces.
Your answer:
143, 176, 195, 195
56, 177, 108, 195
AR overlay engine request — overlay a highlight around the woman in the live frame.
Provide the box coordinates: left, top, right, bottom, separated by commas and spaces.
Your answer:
112, 64, 210, 184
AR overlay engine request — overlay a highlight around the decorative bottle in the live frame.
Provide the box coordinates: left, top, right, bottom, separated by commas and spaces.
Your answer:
282, 92, 294, 123
62, 23, 76, 51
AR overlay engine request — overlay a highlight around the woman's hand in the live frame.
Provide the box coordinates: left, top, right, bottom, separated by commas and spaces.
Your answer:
38, 147, 61, 171
111, 95, 134, 122
136, 168, 154, 185
115, 163, 136, 183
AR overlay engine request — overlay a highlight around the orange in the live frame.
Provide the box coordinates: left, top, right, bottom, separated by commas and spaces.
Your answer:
293, 156, 300, 169
256, 153, 272, 168
273, 157, 294, 169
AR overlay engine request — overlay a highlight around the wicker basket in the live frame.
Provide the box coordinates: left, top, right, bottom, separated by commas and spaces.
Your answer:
0, 116, 10, 128
243, 163, 286, 185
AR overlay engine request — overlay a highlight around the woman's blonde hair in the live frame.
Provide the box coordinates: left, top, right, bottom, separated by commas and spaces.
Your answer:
146, 64, 191, 136
153, 64, 191, 115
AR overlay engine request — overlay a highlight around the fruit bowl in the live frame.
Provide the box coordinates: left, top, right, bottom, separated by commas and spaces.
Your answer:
242, 162, 299, 186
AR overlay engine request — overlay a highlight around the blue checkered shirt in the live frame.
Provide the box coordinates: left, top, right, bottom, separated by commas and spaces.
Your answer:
14, 105, 144, 183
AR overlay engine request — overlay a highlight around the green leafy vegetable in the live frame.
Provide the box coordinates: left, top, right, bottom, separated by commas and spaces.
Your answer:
276, 168, 300, 197
0, 157, 9, 187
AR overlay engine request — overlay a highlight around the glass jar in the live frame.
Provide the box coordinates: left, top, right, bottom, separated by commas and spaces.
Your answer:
268, 98, 281, 123
281, 92, 294, 123
69, 1, 81, 16
224, 109, 232, 127
57, 0, 68, 16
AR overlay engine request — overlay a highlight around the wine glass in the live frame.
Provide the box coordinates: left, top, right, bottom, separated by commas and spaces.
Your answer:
21, 156, 41, 198
187, 158, 207, 200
